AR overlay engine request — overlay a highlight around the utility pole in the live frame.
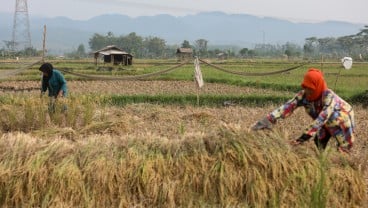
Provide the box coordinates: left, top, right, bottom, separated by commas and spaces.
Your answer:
12, 0, 32, 52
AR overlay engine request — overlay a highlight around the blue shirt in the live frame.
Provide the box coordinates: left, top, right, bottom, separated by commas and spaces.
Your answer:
41, 69, 68, 97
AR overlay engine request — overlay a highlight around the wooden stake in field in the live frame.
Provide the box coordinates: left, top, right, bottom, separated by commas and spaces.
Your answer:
42, 25, 47, 62
320, 55, 324, 72
194, 57, 204, 106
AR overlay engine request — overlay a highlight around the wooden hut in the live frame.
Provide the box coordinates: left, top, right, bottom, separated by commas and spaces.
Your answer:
176, 48, 193, 62
216, 52, 228, 60
94, 45, 133, 65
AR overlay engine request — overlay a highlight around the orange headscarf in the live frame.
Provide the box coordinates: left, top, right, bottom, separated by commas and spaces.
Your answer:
301, 68, 328, 101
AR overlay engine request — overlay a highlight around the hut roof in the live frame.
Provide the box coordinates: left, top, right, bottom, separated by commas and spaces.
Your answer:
94, 45, 132, 56
176, 48, 193, 54
99, 50, 129, 55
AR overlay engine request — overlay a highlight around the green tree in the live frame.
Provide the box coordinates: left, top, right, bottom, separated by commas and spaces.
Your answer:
119, 32, 143, 58
355, 25, 368, 59
336, 35, 354, 55
304, 37, 319, 58
181, 40, 191, 48
317, 37, 337, 55
248, 49, 256, 58
143, 36, 166, 58
106, 31, 117, 45
283, 42, 302, 59
195, 39, 208, 56
239, 48, 249, 57
89, 33, 107, 51
89, 32, 118, 51
76, 44, 86, 57
356, 25, 368, 36
195, 39, 208, 57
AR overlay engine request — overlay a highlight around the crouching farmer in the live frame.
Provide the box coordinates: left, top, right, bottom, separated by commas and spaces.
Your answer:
39, 62, 68, 113
252, 68, 356, 154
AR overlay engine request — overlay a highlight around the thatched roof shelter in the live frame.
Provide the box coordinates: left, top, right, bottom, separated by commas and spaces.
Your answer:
94, 45, 133, 65
176, 48, 193, 62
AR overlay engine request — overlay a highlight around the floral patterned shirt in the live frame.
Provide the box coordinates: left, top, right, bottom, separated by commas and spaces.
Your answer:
267, 89, 355, 147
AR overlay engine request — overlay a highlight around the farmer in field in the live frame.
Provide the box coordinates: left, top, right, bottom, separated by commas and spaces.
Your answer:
39, 62, 68, 113
252, 68, 355, 153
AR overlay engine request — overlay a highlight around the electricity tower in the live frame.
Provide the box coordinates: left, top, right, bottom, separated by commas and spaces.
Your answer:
12, 0, 32, 51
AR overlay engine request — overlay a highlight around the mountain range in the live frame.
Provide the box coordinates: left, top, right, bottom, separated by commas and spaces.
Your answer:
0, 11, 364, 55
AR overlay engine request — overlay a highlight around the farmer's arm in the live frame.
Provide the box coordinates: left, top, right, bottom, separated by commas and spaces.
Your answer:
252, 91, 304, 130
59, 75, 68, 96
41, 76, 48, 93
268, 91, 304, 123
56, 72, 67, 98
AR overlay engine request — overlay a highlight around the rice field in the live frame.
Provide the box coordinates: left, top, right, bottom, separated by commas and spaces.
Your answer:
0, 59, 367, 207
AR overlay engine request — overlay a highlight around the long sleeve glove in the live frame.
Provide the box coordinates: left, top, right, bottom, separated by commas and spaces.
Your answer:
251, 117, 272, 130
296, 133, 312, 143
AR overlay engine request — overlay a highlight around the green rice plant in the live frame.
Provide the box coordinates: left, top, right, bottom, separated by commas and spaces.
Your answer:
62, 95, 86, 128
3, 59, 368, 103
80, 95, 98, 126
310, 149, 330, 208
25, 98, 49, 130
0, 94, 99, 133
178, 122, 186, 136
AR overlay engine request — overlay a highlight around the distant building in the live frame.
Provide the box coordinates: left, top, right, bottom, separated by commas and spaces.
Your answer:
176, 48, 193, 62
93, 45, 133, 65
216, 52, 228, 60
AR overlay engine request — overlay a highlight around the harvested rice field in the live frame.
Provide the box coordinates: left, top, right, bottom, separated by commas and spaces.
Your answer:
0, 60, 367, 207
0, 80, 292, 96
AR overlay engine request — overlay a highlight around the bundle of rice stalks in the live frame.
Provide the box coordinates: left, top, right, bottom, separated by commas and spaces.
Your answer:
0, 127, 366, 207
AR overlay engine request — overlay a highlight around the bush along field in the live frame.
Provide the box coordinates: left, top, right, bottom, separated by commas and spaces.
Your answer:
0, 59, 367, 207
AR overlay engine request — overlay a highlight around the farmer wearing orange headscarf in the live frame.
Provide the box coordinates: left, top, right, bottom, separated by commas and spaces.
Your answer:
252, 68, 355, 153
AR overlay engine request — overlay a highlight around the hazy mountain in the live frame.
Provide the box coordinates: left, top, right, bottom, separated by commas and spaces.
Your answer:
0, 11, 364, 54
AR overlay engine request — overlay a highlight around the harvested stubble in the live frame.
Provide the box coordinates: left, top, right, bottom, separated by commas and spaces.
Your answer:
0, 80, 290, 97
0, 103, 366, 207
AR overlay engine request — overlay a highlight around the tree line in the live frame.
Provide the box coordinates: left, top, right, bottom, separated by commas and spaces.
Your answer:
303, 26, 368, 60
1, 26, 367, 60
82, 25, 368, 60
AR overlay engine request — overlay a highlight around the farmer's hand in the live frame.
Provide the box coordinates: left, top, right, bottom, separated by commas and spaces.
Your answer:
290, 134, 312, 146
251, 117, 272, 130
290, 140, 302, 146
58, 95, 67, 105
57, 90, 64, 98
338, 145, 352, 154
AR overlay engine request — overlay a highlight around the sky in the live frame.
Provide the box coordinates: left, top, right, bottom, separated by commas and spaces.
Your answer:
1, 0, 368, 24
